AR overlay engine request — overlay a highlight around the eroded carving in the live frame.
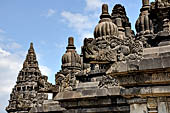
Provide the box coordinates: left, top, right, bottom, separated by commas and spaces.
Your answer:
99, 75, 119, 88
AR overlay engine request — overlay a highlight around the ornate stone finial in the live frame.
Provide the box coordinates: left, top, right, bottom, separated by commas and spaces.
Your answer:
100, 4, 111, 19
62, 37, 81, 70
111, 4, 132, 37
68, 37, 74, 46
102, 4, 108, 14
136, 0, 153, 37
67, 37, 76, 50
94, 4, 118, 38
111, 4, 131, 27
142, 0, 150, 7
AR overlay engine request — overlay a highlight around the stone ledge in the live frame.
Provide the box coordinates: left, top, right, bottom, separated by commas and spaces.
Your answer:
107, 45, 170, 75
116, 71, 170, 86
143, 45, 170, 57
63, 106, 129, 113
54, 87, 122, 101
121, 85, 170, 98
107, 56, 170, 75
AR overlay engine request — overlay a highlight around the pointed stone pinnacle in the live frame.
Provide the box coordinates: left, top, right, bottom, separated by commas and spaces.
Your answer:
142, 0, 150, 7
23, 42, 39, 69
100, 4, 111, 19
102, 4, 108, 14
30, 42, 33, 48
66, 37, 76, 50
68, 37, 74, 46
29, 42, 34, 52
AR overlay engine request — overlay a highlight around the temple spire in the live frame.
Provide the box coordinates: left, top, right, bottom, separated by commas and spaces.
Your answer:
23, 42, 39, 69
6, 42, 48, 113
29, 42, 34, 52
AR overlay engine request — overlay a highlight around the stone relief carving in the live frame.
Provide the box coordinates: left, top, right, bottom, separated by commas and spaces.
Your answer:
38, 76, 55, 92
156, 0, 170, 8
116, 72, 170, 86
99, 75, 119, 88
83, 36, 143, 63
55, 70, 79, 92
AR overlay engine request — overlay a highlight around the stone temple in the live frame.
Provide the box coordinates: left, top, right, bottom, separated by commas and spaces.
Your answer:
6, 0, 170, 113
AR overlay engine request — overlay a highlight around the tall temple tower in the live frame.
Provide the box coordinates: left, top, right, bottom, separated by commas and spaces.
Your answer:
6, 43, 48, 113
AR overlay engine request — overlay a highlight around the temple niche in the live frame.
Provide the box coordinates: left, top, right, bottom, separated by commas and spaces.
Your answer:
6, 0, 170, 113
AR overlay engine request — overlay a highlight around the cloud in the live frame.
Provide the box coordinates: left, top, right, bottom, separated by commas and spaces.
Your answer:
61, 11, 97, 47
47, 9, 56, 17
0, 47, 23, 113
0, 28, 5, 33
9, 42, 21, 49
41, 9, 56, 18
85, 0, 103, 11
61, 11, 93, 33
40, 65, 52, 77
0, 48, 10, 56
0, 48, 22, 94
61, 0, 103, 47
55, 43, 66, 49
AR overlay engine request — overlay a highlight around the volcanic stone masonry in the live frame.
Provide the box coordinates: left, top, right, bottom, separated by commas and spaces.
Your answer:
6, 0, 170, 113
